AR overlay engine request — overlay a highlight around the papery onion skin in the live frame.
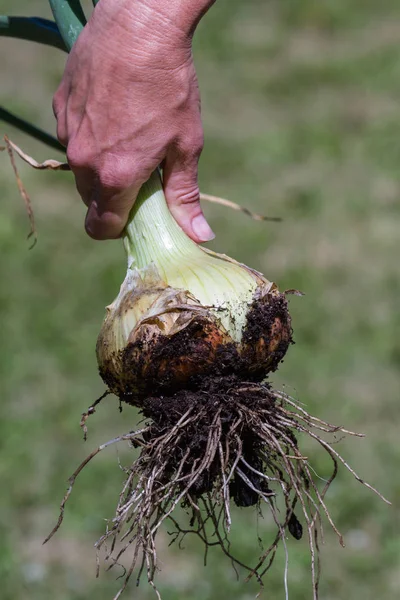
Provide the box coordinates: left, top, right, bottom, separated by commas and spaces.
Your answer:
97, 266, 292, 405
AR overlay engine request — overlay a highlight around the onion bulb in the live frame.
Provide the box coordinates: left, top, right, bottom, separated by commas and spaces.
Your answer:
96, 170, 292, 404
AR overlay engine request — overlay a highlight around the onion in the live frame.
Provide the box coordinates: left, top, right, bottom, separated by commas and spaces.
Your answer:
46, 172, 386, 600
96, 170, 292, 403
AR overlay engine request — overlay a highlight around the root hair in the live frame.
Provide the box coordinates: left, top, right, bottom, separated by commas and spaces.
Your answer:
45, 382, 389, 600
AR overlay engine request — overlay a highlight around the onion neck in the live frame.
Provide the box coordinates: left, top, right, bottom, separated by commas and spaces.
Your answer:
122, 171, 261, 343
123, 170, 203, 271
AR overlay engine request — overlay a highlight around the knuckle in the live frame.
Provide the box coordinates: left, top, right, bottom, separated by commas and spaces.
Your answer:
179, 130, 204, 160
176, 185, 200, 207
97, 162, 134, 192
97, 155, 154, 193
66, 141, 94, 171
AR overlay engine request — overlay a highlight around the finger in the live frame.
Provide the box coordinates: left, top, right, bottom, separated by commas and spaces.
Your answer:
73, 167, 96, 208
52, 86, 68, 148
84, 186, 139, 240
67, 140, 97, 207
84, 159, 152, 240
163, 148, 215, 243
67, 135, 155, 239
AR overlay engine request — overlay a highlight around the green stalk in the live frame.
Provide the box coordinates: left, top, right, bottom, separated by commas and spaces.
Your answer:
0, 107, 65, 152
0, 16, 67, 51
0, 4, 86, 148
0, 14, 67, 149
48, 0, 86, 51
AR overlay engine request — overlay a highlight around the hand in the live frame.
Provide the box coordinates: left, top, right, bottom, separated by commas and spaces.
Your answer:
53, 0, 215, 242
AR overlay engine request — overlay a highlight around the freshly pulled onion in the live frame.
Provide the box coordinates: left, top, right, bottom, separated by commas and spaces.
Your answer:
96, 171, 291, 403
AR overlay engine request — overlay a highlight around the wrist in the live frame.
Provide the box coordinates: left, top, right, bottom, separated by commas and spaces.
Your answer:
148, 0, 216, 37
89, 0, 215, 70
114, 0, 215, 39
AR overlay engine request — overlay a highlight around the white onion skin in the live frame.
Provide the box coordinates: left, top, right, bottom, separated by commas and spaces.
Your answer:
96, 273, 292, 405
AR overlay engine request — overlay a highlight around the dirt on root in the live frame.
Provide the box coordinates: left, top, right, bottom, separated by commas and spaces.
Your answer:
46, 372, 388, 600
142, 374, 280, 505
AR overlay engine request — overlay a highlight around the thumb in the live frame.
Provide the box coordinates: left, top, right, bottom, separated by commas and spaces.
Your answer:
163, 151, 215, 244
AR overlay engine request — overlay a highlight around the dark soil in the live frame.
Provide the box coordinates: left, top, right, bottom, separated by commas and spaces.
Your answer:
101, 291, 293, 406
142, 375, 287, 506
46, 369, 384, 600
242, 292, 293, 378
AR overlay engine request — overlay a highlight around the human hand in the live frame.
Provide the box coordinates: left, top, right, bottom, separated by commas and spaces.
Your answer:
53, 0, 215, 242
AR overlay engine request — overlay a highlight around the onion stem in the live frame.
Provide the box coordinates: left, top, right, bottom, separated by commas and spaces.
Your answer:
120, 171, 263, 343
124, 170, 203, 271
0, 16, 67, 51
0, 107, 65, 152
48, 0, 86, 51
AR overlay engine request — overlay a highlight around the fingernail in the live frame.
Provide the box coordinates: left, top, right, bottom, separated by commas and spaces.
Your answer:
191, 214, 215, 242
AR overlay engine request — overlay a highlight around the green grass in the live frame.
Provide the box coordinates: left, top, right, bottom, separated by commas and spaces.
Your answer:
1, 1, 400, 599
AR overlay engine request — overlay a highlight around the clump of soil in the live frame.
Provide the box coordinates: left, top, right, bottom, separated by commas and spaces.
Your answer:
142, 375, 278, 501
98, 291, 293, 404
44, 374, 388, 600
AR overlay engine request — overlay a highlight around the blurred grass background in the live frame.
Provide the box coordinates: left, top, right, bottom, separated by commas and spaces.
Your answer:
1, 1, 399, 599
